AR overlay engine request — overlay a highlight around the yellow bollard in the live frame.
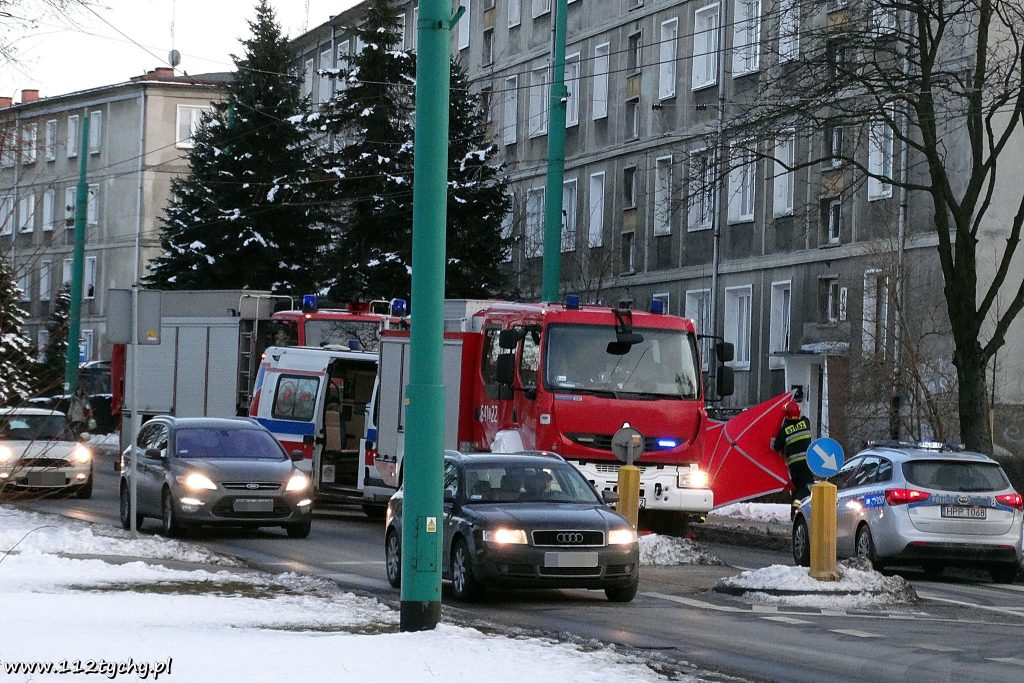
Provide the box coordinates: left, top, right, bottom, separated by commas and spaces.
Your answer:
616, 464, 641, 530
809, 480, 838, 581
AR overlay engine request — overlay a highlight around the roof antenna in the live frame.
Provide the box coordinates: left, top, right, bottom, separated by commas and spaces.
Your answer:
303, 0, 310, 31
167, 0, 181, 70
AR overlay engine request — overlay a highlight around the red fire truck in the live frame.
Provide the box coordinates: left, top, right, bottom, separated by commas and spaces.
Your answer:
266, 297, 407, 351
369, 297, 735, 533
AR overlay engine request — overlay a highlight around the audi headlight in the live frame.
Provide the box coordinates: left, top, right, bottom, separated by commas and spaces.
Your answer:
607, 527, 638, 545
678, 467, 709, 489
286, 473, 310, 492
180, 472, 217, 491
70, 445, 91, 464
482, 528, 528, 545
0, 446, 13, 463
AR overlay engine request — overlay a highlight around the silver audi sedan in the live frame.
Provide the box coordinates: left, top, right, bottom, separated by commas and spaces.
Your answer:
792, 442, 1023, 582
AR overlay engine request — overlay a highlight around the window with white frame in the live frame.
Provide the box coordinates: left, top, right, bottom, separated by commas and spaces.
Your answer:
768, 281, 791, 369
525, 188, 545, 257
728, 144, 756, 222
355, 33, 365, 55
39, 260, 51, 301
628, 32, 642, 71
176, 105, 213, 149
773, 132, 795, 216
88, 111, 102, 154
692, 5, 719, 89
458, 0, 471, 49
562, 179, 577, 252
623, 165, 637, 208
592, 43, 610, 119
688, 149, 714, 231
503, 75, 518, 145
873, 2, 897, 34
0, 196, 12, 235
18, 269, 30, 302
588, 172, 605, 247
36, 329, 48, 360
779, 0, 800, 62
724, 286, 752, 368
528, 67, 549, 137
84, 256, 97, 299
868, 114, 894, 200
318, 47, 334, 103
302, 58, 314, 97
42, 189, 54, 231
337, 39, 350, 68
67, 114, 80, 157
733, 0, 761, 76
62, 258, 72, 285
566, 53, 580, 126
0, 129, 13, 168
500, 202, 513, 262
659, 18, 678, 99
396, 12, 407, 49
45, 120, 56, 161
626, 101, 639, 139
410, 9, 418, 49
820, 277, 841, 322
654, 156, 673, 235
482, 29, 494, 65
532, 0, 551, 17
22, 123, 37, 164
829, 126, 844, 167
508, 0, 521, 26
685, 289, 712, 370
64, 187, 75, 227
80, 329, 93, 361
620, 231, 635, 272
87, 184, 98, 226
826, 198, 842, 244
18, 194, 34, 232
861, 269, 888, 355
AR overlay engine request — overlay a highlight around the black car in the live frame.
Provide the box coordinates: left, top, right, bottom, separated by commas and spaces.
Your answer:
119, 416, 313, 538
384, 451, 640, 602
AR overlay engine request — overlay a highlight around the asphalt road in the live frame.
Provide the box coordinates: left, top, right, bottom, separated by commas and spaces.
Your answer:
15, 451, 1024, 683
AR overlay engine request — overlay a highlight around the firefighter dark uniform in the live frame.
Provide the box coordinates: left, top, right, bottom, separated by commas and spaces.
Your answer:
773, 411, 813, 512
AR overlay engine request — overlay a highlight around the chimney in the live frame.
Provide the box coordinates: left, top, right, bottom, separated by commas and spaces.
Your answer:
154, 67, 175, 78
0, 97, 12, 108
20, 89, 39, 103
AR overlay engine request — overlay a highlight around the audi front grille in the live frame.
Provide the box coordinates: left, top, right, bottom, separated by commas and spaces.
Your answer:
531, 530, 606, 547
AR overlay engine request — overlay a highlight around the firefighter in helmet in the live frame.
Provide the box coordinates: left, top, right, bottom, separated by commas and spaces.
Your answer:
773, 401, 813, 517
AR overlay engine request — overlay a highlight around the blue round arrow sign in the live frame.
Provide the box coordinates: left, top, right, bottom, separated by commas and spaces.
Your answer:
807, 437, 845, 478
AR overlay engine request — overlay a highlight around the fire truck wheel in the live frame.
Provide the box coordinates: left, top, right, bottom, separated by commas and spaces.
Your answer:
644, 511, 689, 537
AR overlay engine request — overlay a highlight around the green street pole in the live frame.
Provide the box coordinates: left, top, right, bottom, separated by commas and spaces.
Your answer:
540, 0, 568, 303
400, 0, 457, 632
64, 115, 90, 393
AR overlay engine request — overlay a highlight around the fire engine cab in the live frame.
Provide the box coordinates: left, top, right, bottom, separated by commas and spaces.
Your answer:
266, 296, 407, 352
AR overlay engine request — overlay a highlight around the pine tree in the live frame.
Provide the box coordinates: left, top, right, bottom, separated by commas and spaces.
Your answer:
33, 283, 70, 397
0, 260, 35, 404
146, 0, 330, 294
314, 0, 509, 301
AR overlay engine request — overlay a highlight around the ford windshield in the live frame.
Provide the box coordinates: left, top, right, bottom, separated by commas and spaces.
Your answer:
543, 324, 700, 399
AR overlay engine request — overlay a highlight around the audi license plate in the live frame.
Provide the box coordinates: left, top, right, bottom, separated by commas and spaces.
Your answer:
233, 498, 274, 513
27, 471, 66, 487
544, 552, 599, 568
941, 505, 987, 519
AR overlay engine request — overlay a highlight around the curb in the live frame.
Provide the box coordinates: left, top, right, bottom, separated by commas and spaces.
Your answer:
692, 521, 793, 552
712, 584, 886, 597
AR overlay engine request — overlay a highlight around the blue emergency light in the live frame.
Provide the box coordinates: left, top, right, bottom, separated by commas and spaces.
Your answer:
391, 298, 408, 317
301, 294, 318, 313
564, 294, 581, 310
657, 438, 678, 449
649, 299, 666, 315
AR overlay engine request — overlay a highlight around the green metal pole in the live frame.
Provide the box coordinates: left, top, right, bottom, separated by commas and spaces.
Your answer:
400, 0, 455, 632
64, 115, 90, 393
541, 0, 568, 303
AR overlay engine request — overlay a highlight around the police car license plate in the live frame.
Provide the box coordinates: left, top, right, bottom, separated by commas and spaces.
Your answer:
544, 552, 599, 568
234, 498, 274, 512
27, 471, 66, 486
941, 505, 987, 519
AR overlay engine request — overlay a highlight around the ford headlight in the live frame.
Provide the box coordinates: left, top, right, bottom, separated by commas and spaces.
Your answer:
71, 445, 91, 464
0, 446, 13, 463
179, 472, 217, 491
286, 473, 310, 492
678, 467, 709, 489
607, 527, 638, 545
482, 528, 528, 545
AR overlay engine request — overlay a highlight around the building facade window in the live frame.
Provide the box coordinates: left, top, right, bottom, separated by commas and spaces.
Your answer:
565, 53, 581, 126
21, 123, 37, 164
64, 187, 75, 227
18, 194, 34, 232
692, 4, 719, 90
773, 132, 795, 216
176, 105, 213, 149
532, 0, 551, 17
733, 0, 761, 75
45, 120, 57, 161
588, 172, 605, 248
626, 101, 639, 139
620, 231, 635, 272
826, 198, 842, 244
302, 58, 314, 97
628, 32, 642, 71
84, 256, 97, 299
528, 67, 549, 137
508, 0, 521, 26
623, 166, 637, 208
592, 43, 610, 119
688, 149, 714, 231
868, 114, 895, 200
861, 269, 889, 356
39, 260, 51, 302
87, 184, 99, 226
318, 47, 334, 103
820, 277, 842, 323
458, 0, 471, 49
728, 144, 756, 223
18, 269, 30, 302
654, 155, 673, 235
779, 0, 800, 61
88, 111, 102, 154
561, 178, 577, 252
0, 196, 12, 235
525, 188, 545, 257
503, 75, 518, 145
769, 281, 791, 369
67, 114, 79, 157
659, 18, 678, 100
686, 288, 713, 370
62, 258, 72, 285
724, 285, 753, 369
42, 189, 54, 231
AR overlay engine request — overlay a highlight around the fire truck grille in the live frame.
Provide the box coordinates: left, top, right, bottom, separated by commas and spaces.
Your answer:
566, 433, 662, 453
594, 463, 648, 475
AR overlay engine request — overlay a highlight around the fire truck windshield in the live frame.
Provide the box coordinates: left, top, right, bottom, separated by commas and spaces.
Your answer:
304, 320, 382, 351
544, 324, 699, 399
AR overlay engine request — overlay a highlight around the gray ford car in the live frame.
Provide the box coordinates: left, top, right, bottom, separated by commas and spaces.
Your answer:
119, 416, 313, 538
792, 442, 1023, 582
385, 451, 639, 602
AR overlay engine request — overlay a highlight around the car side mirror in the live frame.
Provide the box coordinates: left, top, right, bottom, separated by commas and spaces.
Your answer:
495, 353, 515, 386
602, 490, 620, 505
290, 450, 305, 463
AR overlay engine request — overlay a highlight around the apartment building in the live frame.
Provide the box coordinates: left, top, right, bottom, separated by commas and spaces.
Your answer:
291, 1, 1023, 452
0, 68, 228, 363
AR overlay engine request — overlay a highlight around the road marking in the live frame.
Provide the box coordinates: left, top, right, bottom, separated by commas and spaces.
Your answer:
918, 592, 1024, 619
641, 593, 746, 612
913, 644, 960, 653
830, 629, 881, 638
752, 605, 778, 613
987, 657, 1024, 666
323, 561, 386, 566
761, 616, 812, 625
820, 609, 847, 617
986, 583, 1024, 593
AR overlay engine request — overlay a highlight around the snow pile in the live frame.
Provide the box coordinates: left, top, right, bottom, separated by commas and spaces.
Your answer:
716, 558, 918, 608
712, 502, 791, 524
640, 534, 723, 566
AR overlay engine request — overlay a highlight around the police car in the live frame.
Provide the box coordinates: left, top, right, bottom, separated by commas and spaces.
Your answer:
792, 441, 1023, 582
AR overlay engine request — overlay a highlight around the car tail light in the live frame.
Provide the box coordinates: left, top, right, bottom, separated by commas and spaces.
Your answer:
885, 488, 931, 506
996, 493, 1024, 511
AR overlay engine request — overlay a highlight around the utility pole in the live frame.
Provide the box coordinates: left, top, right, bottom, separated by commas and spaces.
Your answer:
400, 0, 458, 633
707, 3, 729, 403
540, 0, 568, 303
64, 115, 90, 393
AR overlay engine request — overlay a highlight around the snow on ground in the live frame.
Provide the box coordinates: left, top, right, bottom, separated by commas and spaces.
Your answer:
716, 558, 918, 609
711, 502, 791, 524
640, 533, 723, 566
0, 508, 698, 682
86, 432, 119, 449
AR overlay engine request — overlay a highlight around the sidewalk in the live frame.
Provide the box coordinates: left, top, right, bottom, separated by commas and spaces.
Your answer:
692, 512, 793, 552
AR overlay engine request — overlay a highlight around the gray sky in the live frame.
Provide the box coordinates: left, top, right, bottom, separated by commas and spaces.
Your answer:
4, 0, 361, 99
